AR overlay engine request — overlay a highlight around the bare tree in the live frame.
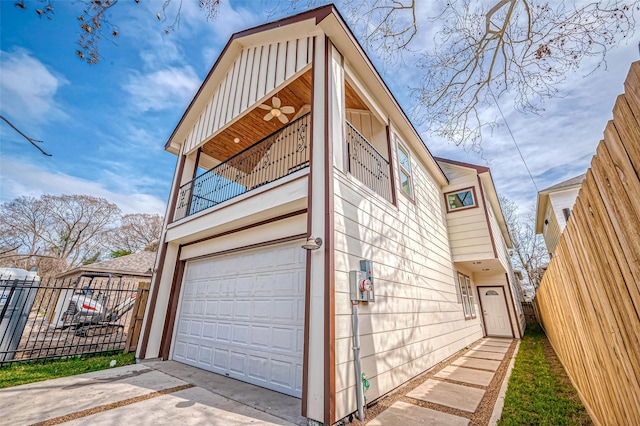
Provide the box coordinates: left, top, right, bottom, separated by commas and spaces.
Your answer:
109, 213, 163, 253
0, 196, 49, 270
499, 194, 549, 291
39, 195, 121, 267
415, 0, 638, 149
0, 194, 121, 273
14, 0, 222, 64
14, 0, 638, 148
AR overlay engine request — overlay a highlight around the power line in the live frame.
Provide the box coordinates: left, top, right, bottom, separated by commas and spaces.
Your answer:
490, 91, 538, 192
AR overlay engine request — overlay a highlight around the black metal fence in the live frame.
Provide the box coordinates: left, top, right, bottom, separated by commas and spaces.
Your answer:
346, 121, 393, 203
174, 113, 311, 221
1, 273, 145, 364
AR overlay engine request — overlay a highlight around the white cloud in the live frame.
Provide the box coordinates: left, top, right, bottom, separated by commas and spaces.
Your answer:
0, 49, 68, 124
123, 66, 201, 112
0, 159, 166, 215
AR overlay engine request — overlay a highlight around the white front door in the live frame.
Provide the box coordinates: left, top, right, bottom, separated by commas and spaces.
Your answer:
479, 287, 512, 337
172, 241, 306, 398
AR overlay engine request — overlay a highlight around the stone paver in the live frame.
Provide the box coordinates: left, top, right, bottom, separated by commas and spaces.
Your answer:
452, 357, 501, 371
368, 401, 469, 426
407, 379, 485, 413
62, 386, 294, 426
484, 337, 513, 346
0, 364, 187, 425
473, 345, 509, 354
435, 365, 495, 386
476, 340, 512, 349
463, 350, 506, 361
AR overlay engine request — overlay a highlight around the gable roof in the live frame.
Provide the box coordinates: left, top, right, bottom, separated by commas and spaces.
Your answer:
164, 4, 448, 186
58, 251, 156, 278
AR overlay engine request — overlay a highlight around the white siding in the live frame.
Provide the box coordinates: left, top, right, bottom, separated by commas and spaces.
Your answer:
439, 164, 494, 262
543, 203, 561, 255
333, 134, 482, 420
183, 37, 314, 153
549, 188, 580, 230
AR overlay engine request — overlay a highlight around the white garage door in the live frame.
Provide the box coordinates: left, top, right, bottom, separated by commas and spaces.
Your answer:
172, 241, 306, 398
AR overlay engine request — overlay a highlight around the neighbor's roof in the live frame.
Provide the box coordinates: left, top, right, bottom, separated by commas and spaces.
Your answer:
535, 173, 586, 233
58, 251, 156, 278
540, 173, 586, 193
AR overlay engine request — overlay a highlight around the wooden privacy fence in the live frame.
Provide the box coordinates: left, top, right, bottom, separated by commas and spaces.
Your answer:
124, 282, 151, 354
535, 62, 640, 425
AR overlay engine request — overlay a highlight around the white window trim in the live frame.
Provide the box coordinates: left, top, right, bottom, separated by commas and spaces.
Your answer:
457, 272, 476, 320
396, 141, 413, 198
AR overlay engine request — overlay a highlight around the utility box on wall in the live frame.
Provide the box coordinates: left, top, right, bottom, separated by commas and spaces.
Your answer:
350, 259, 375, 302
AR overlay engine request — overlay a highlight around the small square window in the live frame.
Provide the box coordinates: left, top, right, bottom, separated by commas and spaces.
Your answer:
562, 208, 571, 220
397, 142, 413, 198
445, 187, 477, 212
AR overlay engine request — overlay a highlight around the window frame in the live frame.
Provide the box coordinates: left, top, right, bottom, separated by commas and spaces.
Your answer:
562, 208, 571, 221
396, 141, 414, 199
457, 272, 477, 320
444, 186, 479, 213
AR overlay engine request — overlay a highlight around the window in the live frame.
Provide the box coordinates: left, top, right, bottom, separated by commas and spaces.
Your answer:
396, 143, 413, 197
445, 187, 477, 212
562, 208, 571, 220
457, 273, 476, 319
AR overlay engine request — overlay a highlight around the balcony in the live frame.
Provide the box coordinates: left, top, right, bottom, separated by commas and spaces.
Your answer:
174, 113, 310, 221
346, 121, 392, 203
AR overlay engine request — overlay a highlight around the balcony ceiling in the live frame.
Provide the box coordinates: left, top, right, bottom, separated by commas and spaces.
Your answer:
201, 69, 369, 162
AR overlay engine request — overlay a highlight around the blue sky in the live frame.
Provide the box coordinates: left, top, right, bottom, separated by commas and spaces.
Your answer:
1, 1, 637, 216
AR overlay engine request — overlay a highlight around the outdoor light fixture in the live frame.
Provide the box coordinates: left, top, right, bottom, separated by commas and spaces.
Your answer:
302, 236, 323, 250
233, 137, 240, 143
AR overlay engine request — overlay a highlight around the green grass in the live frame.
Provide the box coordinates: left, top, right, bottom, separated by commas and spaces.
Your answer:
499, 324, 592, 425
0, 352, 136, 389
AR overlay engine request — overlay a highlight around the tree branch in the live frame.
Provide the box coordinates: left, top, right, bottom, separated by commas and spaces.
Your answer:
0, 115, 52, 156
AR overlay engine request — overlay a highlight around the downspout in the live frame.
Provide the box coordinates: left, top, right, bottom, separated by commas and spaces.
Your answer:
351, 300, 364, 422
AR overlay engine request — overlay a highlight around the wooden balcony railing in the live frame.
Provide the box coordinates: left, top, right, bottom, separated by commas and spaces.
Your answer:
174, 113, 310, 221
346, 121, 392, 203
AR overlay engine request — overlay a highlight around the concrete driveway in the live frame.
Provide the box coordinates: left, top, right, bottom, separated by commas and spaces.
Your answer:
0, 361, 306, 425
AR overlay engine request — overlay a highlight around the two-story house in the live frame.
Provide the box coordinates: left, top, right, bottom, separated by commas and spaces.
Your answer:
136, 6, 523, 425
535, 173, 586, 255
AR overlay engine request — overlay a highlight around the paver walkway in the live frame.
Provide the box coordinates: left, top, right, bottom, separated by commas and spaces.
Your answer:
368, 337, 517, 426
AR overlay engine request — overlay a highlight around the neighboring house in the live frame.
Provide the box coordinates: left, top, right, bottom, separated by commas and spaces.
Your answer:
56, 251, 156, 282
137, 6, 523, 425
535, 173, 586, 255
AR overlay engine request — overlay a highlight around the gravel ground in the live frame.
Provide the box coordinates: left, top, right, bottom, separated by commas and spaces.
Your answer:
348, 338, 517, 426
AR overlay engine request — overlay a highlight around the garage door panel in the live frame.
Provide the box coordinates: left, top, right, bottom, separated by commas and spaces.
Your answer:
173, 241, 305, 398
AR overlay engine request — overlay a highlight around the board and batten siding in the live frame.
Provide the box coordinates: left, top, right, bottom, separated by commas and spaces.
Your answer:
332, 134, 482, 420
439, 164, 494, 262
183, 37, 314, 154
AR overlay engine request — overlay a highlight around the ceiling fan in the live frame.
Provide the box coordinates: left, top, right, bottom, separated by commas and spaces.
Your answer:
258, 96, 295, 124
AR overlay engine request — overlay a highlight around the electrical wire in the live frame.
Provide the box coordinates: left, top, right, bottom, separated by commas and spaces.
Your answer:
490, 91, 538, 192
